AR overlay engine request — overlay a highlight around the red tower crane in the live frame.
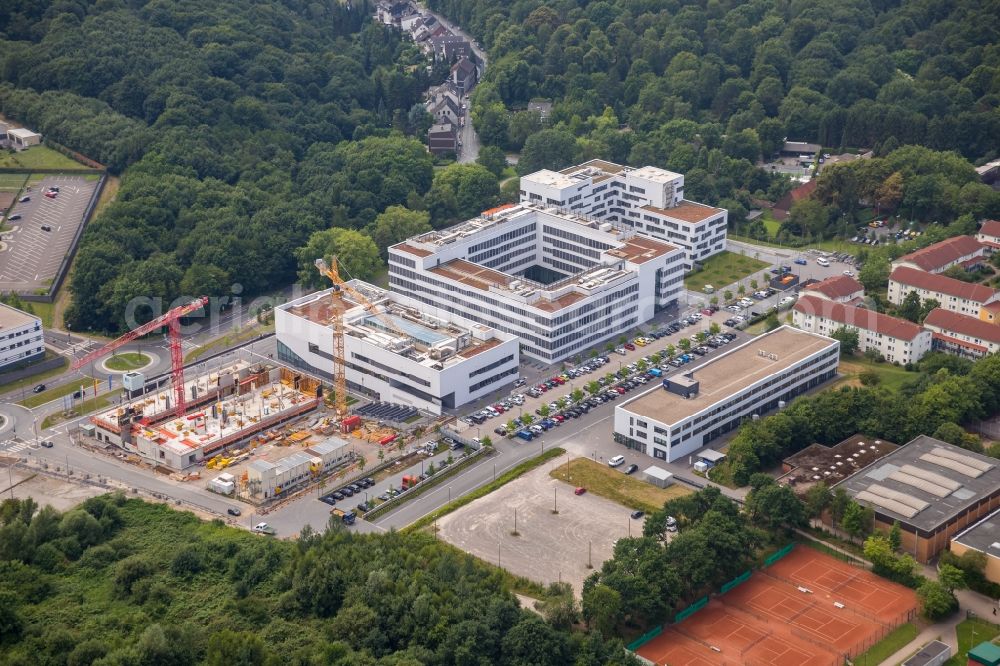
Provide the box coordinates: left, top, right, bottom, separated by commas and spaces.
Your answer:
71, 296, 209, 418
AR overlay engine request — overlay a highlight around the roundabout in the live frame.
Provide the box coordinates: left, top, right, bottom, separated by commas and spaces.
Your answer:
99, 351, 155, 374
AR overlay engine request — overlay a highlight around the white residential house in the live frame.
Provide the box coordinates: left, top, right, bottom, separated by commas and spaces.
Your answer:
888, 266, 1000, 318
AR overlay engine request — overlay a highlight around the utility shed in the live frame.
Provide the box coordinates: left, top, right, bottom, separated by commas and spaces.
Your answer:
969, 642, 1000, 666
901, 640, 950, 666
643, 466, 674, 488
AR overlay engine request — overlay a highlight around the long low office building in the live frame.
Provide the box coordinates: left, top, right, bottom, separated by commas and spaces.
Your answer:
792, 294, 932, 364
613, 326, 840, 463
276, 281, 519, 414
388, 202, 685, 363
518, 159, 727, 269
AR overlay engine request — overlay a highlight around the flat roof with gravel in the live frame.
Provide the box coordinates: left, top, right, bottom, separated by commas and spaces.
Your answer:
621, 326, 837, 424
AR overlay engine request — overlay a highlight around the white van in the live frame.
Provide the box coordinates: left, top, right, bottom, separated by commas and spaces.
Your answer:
703, 284, 715, 294
816, 257, 830, 267
608, 455, 626, 467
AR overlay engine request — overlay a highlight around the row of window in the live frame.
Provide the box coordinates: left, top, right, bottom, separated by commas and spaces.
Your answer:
541, 224, 614, 252
469, 365, 518, 393
543, 234, 601, 261
468, 223, 536, 255
469, 233, 535, 264
469, 354, 514, 379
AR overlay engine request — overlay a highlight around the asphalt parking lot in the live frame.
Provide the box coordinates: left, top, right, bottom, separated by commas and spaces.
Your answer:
436, 462, 635, 594
0, 175, 98, 292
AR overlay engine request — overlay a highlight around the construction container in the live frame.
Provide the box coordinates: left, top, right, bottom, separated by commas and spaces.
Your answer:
341, 415, 362, 433
379, 434, 397, 446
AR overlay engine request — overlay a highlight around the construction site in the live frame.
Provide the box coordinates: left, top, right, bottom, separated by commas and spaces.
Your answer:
89, 361, 323, 471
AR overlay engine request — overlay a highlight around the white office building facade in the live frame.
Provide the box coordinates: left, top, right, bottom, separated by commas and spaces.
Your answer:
387, 203, 685, 363
613, 327, 840, 463
0, 303, 44, 370
276, 283, 519, 414
519, 160, 728, 270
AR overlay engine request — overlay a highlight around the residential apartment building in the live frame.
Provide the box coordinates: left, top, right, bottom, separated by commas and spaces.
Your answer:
387, 203, 685, 363
800, 274, 865, 304
0, 302, 44, 370
613, 327, 839, 462
519, 160, 727, 270
792, 294, 931, 364
888, 266, 1000, 318
923, 308, 1000, 359
276, 282, 519, 415
891, 235, 987, 274
977, 220, 1000, 253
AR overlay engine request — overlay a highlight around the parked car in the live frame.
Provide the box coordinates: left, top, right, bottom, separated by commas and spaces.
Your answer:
227, 507, 242, 516
630, 510, 645, 520
624, 464, 638, 475
608, 455, 625, 467
794, 258, 807, 265
574, 487, 586, 495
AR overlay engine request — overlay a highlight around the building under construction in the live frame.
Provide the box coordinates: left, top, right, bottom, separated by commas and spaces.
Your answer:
90, 362, 321, 470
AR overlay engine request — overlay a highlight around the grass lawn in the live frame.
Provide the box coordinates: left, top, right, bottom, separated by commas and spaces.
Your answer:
0, 353, 67, 394
41, 391, 119, 430
183, 321, 274, 363
835, 355, 915, 391
684, 251, 770, 293
854, 623, 918, 666
18, 377, 96, 409
104, 352, 151, 371
0, 145, 86, 170
550, 458, 691, 513
0, 172, 28, 190
945, 618, 1000, 666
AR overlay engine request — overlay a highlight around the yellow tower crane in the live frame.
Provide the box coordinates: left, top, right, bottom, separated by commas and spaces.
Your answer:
314, 257, 410, 420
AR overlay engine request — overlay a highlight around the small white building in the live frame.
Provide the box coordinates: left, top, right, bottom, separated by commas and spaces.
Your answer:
643, 466, 674, 488
276, 282, 520, 414
614, 327, 839, 462
518, 160, 727, 270
792, 294, 932, 364
888, 266, 1000, 318
6, 128, 41, 149
0, 302, 44, 370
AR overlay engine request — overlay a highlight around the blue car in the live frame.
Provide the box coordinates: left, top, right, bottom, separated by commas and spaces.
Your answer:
794, 258, 807, 265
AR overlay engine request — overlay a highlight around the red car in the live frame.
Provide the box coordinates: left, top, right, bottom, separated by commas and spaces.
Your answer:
615, 386, 626, 394
701, 308, 713, 315
574, 487, 586, 496
44, 191, 57, 199
554, 377, 566, 384
624, 343, 636, 351
553, 414, 565, 423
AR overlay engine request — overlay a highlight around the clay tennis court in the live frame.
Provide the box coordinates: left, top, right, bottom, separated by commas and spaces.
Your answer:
636, 546, 918, 665
764, 546, 919, 625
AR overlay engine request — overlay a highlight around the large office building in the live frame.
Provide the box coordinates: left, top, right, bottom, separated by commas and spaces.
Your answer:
835, 435, 1000, 563
276, 281, 519, 414
613, 326, 839, 463
0, 302, 44, 370
792, 294, 932, 364
518, 160, 727, 270
387, 202, 685, 363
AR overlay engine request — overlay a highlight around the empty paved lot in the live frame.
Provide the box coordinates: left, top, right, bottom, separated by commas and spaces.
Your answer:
0, 175, 98, 292
436, 460, 640, 594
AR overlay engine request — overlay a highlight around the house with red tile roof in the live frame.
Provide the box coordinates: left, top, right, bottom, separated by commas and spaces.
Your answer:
792, 294, 931, 364
977, 220, 1000, 253
888, 266, 1000, 318
890, 235, 987, 274
923, 308, 1000, 359
771, 180, 817, 221
801, 274, 865, 304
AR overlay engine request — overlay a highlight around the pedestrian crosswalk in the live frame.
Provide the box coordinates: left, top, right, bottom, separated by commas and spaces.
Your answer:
0, 440, 32, 454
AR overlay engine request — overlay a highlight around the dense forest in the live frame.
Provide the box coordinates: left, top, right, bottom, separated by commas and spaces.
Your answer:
435, 0, 998, 216
0, 0, 448, 332
0, 496, 641, 666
